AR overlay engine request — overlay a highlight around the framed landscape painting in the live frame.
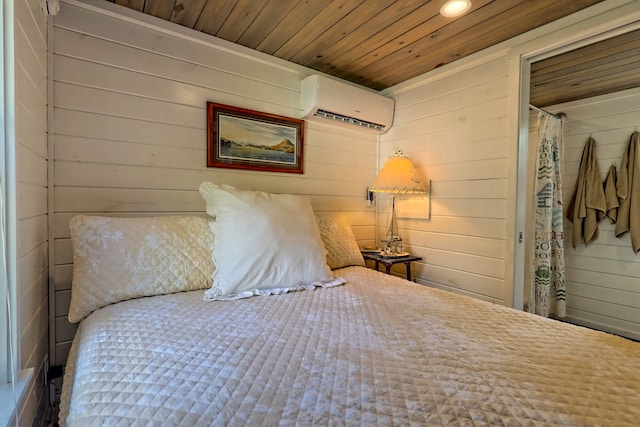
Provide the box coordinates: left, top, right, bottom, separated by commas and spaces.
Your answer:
207, 102, 304, 174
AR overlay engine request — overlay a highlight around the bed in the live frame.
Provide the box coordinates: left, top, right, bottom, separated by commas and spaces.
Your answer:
59, 183, 640, 426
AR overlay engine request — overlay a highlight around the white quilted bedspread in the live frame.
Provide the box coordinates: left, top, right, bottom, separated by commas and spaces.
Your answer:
60, 267, 640, 426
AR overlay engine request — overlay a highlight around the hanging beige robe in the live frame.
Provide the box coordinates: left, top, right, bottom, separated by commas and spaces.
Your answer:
615, 131, 640, 252
566, 137, 606, 248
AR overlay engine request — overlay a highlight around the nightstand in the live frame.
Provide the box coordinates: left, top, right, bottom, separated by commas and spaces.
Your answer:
361, 252, 422, 281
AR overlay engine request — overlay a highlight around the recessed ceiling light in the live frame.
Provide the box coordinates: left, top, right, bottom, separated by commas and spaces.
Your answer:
440, 0, 472, 18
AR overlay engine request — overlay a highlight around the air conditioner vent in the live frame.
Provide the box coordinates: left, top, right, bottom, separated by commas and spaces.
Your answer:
314, 109, 387, 132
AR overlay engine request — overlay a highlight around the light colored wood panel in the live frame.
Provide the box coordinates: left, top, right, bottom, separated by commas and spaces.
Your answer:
19, 215, 47, 257
56, 194, 366, 222
52, 209, 374, 240
54, 187, 206, 213
54, 109, 204, 150
549, 87, 640, 121
564, 310, 640, 341
408, 246, 505, 280
19, 297, 47, 368
567, 280, 640, 309
54, 82, 204, 129
303, 122, 378, 153
391, 56, 509, 108
55, 316, 78, 342
431, 178, 508, 200
18, 183, 46, 219
54, 161, 366, 196
385, 112, 509, 143
567, 294, 640, 323
304, 144, 376, 171
397, 216, 506, 240
55, 2, 305, 88
16, 103, 47, 159
393, 78, 509, 126
15, 0, 46, 50
55, 135, 204, 169
54, 239, 73, 266
563, 224, 628, 251
54, 187, 368, 214
565, 244, 640, 270
53, 31, 298, 111
17, 144, 47, 186
406, 230, 505, 259
427, 158, 508, 182
19, 244, 47, 297
15, 63, 47, 130
350, 225, 375, 243
55, 290, 71, 318
18, 272, 47, 339
54, 265, 73, 292
404, 137, 508, 167
431, 198, 508, 220
15, 21, 46, 88
414, 262, 505, 302
55, 341, 73, 366
563, 110, 640, 136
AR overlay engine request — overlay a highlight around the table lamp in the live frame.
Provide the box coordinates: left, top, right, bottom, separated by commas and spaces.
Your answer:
369, 151, 427, 256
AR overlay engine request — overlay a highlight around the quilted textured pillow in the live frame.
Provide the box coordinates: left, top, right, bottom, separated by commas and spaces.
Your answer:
68, 215, 215, 322
315, 214, 365, 269
199, 182, 344, 301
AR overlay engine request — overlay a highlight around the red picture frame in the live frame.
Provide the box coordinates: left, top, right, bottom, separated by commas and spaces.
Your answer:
207, 102, 304, 174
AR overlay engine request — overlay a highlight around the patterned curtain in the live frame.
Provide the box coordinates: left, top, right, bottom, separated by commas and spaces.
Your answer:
528, 113, 566, 318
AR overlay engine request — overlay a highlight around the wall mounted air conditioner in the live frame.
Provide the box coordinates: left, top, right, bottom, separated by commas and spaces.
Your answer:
300, 75, 395, 134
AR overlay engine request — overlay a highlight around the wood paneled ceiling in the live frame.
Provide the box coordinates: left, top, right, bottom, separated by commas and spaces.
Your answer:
107, 0, 639, 106
530, 28, 640, 107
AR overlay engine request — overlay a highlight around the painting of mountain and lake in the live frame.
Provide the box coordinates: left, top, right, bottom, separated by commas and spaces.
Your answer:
219, 115, 295, 164
207, 102, 304, 174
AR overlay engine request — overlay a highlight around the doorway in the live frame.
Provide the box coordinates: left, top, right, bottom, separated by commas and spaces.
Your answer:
516, 26, 640, 340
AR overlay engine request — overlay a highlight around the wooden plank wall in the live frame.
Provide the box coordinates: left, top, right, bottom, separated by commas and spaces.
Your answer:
544, 87, 640, 340
15, 0, 49, 424
381, 58, 511, 304
50, 1, 378, 365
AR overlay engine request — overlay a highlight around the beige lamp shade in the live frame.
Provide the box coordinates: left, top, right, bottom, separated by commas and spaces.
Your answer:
370, 151, 427, 194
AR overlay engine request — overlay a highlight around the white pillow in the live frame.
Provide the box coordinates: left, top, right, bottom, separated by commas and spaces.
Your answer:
68, 215, 215, 322
199, 182, 344, 300
315, 214, 365, 269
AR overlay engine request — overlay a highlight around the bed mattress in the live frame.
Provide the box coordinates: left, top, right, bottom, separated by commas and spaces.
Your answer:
60, 266, 640, 426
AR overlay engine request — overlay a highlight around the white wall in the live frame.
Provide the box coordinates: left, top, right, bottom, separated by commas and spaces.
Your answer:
381, 0, 640, 309
545, 88, 640, 340
380, 58, 511, 304
50, 0, 378, 365
15, 0, 49, 425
